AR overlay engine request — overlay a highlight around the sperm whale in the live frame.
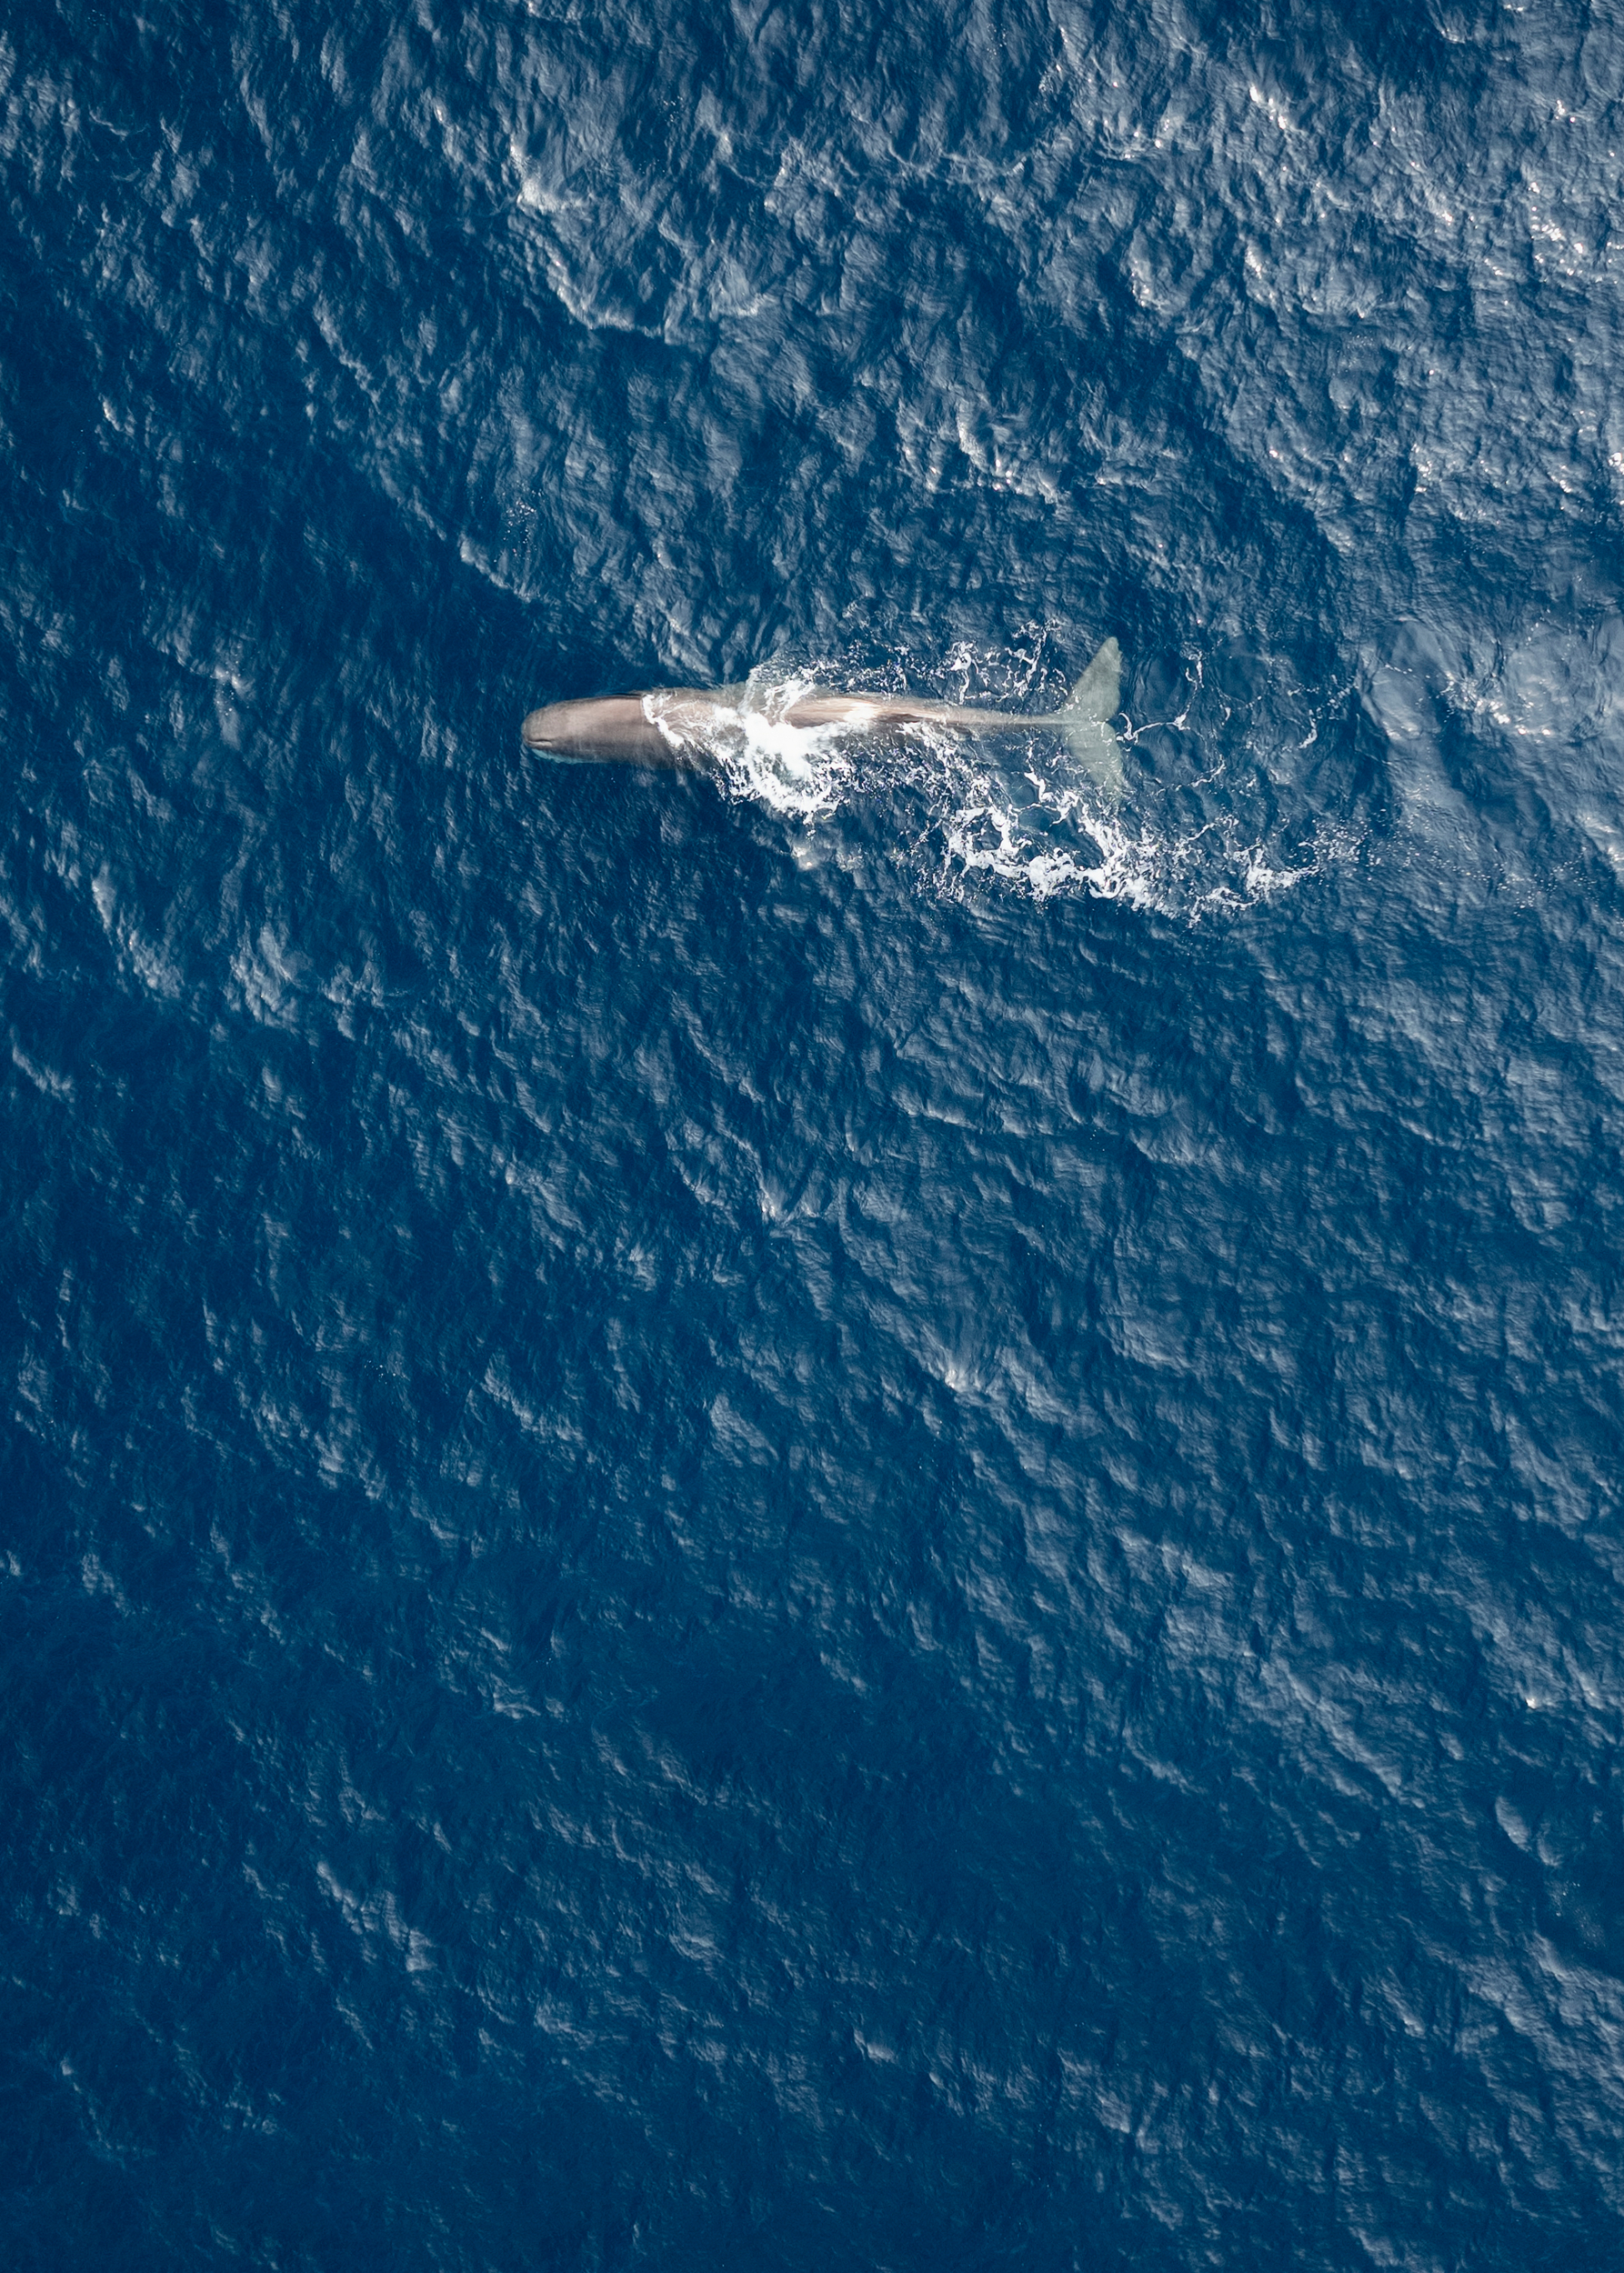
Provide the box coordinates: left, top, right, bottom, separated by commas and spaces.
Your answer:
521, 638, 1126, 794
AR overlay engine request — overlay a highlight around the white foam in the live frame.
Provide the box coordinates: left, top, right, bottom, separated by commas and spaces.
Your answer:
922, 728, 1328, 919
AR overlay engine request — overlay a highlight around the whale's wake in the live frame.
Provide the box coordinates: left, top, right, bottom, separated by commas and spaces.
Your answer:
661, 656, 1356, 923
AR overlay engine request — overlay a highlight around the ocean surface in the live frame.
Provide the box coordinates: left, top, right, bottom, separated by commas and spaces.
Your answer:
5, 1, 1624, 2264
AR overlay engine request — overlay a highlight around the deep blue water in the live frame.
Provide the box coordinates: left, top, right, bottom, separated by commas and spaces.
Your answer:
6, 1, 1624, 2265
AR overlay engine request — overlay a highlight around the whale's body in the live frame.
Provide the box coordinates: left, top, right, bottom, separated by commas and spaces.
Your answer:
521, 639, 1126, 794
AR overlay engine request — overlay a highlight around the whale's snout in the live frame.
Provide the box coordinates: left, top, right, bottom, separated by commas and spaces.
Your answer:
521, 706, 563, 750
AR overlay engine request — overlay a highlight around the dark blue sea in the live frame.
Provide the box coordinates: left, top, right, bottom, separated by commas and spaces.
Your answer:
6, 1, 1624, 2264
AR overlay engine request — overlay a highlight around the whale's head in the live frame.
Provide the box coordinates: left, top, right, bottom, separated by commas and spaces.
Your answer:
521, 695, 679, 765
522, 694, 721, 768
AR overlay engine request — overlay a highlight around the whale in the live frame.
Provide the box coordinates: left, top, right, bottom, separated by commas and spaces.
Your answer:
521, 638, 1126, 795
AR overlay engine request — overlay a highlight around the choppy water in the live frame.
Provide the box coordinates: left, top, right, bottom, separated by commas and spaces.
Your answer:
5, 2, 1624, 2265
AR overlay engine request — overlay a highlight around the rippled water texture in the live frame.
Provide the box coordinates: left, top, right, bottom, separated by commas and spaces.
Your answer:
6, 2, 1624, 2266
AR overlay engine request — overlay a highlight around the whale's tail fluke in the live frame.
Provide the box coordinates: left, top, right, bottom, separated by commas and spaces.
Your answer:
1054, 637, 1125, 797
